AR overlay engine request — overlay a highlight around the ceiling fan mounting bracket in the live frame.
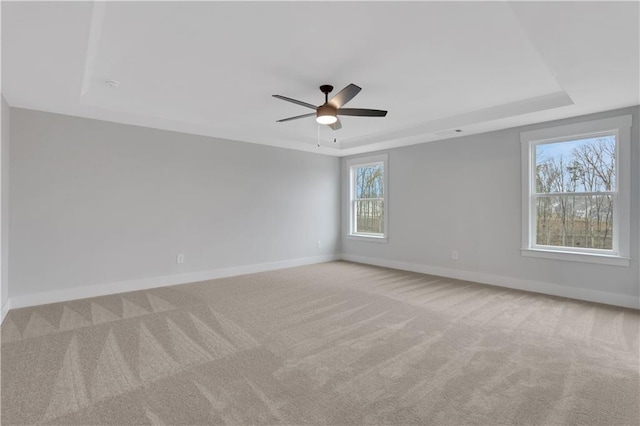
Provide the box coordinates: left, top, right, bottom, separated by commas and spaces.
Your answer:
319, 85, 334, 95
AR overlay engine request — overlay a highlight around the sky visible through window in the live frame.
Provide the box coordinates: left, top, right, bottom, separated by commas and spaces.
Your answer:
536, 136, 615, 163
355, 165, 384, 199
535, 135, 616, 193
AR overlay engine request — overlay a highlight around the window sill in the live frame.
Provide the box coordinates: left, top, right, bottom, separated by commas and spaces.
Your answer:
521, 248, 629, 267
347, 234, 388, 243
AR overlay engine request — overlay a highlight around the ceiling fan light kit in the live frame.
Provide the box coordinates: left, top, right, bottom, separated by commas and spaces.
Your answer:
316, 104, 338, 124
273, 83, 388, 131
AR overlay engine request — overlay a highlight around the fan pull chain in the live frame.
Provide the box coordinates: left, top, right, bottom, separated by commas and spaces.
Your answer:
317, 124, 320, 147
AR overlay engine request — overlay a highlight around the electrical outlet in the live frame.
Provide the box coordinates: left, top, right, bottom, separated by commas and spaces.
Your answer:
452, 250, 459, 261
176, 253, 184, 264
317, 240, 322, 249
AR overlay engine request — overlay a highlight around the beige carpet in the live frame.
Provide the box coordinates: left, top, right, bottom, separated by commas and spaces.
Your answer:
1, 261, 639, 425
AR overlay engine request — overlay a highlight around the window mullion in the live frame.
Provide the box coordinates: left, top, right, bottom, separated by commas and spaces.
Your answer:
534, 191, 615, 197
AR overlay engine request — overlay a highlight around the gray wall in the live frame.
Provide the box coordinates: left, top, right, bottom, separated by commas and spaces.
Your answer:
10, 108, 341, 298
342, 106, 640, 302
1, 97, 9, 310
8, 105, 639, 307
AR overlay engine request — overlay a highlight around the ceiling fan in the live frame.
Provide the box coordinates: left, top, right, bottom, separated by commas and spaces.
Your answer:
273, 84, 387, 130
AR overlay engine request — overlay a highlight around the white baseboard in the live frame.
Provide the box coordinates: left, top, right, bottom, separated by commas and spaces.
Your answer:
5, 252, 638, 313
1, 299, 9, 324
8, 254, 340, 310
341, 254, 640, 310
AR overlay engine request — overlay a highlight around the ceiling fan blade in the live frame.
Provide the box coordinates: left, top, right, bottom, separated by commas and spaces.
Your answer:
328, 118, 342, 131
329, 84, 361, 108
276, 112, 316, 123
272, 95, 317, 110
337, 108, 388, 117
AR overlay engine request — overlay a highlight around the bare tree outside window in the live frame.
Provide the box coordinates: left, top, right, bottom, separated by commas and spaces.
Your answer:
354, 164, 384, 235
534, 136, 615, 250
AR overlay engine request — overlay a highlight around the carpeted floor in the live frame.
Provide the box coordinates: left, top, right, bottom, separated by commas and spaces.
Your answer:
1, 261, 639, 425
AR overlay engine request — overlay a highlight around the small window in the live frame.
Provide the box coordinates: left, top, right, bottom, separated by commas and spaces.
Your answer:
521, 115, 631, 266
347, 154, 388, 240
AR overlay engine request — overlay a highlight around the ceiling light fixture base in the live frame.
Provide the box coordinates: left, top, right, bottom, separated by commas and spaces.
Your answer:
316, 103, 338, 124
319, 85, 334, 95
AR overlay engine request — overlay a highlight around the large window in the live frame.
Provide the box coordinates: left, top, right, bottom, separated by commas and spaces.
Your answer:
347, 154, 388, 240
521, 115, 631, 266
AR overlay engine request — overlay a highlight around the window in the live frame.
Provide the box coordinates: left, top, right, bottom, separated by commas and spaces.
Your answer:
347, 154, 388, 240
521, 115, 631, 266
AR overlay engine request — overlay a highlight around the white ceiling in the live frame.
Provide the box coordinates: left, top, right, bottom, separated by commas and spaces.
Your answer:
2, 1, 639, 157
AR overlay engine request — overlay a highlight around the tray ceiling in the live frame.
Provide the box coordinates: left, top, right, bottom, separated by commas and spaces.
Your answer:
2, 1, 638, 156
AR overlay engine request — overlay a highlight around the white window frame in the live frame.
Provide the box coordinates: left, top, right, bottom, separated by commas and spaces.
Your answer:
521, 114, 632, 267
347, 154, 388, 242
